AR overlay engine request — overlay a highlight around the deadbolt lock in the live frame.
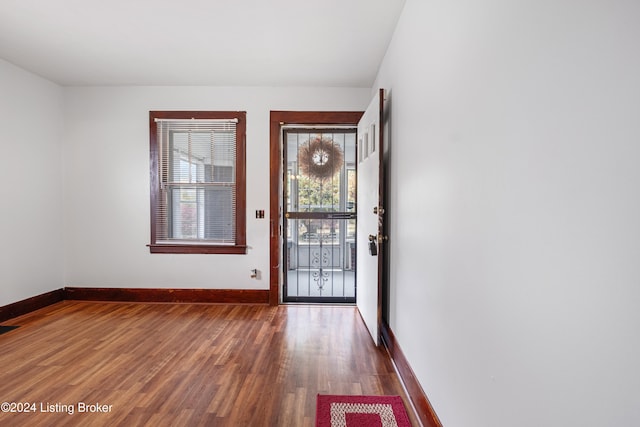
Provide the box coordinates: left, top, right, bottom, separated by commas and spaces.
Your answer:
369, 233, 388, 244
373, 206, 385, 215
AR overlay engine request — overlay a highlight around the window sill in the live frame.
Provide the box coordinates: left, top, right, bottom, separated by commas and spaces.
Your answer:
148, 244, 248, 254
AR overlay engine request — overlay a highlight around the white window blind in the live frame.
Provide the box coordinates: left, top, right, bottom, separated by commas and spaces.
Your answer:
155, 118, 238, 245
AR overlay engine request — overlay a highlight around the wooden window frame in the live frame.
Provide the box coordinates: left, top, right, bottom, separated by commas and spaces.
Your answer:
149, 111, 247, 254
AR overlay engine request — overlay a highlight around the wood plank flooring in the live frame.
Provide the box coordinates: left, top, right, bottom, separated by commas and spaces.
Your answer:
0, 301, 419, 426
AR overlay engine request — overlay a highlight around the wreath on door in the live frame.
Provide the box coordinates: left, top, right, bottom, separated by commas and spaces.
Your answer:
298, 137, 344, 180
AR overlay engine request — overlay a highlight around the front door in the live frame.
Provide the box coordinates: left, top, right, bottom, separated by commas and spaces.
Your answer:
356, 89, 385, 345
283, 128, 357, 303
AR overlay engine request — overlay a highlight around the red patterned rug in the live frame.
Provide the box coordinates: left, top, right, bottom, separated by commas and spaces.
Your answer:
316, 395, 411, 427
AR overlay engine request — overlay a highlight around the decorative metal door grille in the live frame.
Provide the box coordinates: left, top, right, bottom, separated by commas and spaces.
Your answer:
283, 128, 357, 303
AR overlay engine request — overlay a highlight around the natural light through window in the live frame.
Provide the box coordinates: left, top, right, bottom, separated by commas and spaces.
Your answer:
148, 111, 246, 254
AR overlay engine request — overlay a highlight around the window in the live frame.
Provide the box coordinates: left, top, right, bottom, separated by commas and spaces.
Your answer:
149, 111, 246, 254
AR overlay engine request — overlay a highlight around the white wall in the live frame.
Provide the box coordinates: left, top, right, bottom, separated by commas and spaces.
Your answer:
0, 59, 65, 306
63, 86, 369, 289
374, 0, 640, 426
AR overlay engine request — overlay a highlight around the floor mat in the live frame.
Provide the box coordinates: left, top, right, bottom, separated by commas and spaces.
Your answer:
316, 394, 411, 427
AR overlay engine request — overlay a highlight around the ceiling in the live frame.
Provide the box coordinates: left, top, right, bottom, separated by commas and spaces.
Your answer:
0, 0, 405, 87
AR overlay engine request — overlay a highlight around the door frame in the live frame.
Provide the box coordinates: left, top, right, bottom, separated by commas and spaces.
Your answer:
269, 111, 363, 306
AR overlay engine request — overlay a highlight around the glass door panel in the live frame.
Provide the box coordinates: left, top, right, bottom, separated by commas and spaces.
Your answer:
283, 129, 357, 303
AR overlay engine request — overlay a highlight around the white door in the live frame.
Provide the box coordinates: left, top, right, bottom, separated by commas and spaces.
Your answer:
356, 89, 385, 346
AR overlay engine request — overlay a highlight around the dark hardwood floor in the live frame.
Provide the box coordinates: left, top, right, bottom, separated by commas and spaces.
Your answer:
0, 301, 419, 426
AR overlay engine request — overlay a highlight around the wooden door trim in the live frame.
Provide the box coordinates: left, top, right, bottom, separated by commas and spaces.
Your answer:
269, 111, 363, 306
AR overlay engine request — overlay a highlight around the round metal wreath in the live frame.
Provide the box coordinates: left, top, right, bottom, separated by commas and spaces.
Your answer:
298, 137, 344, 180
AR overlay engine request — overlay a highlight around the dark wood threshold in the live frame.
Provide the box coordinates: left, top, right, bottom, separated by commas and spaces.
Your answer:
381, 321, 443, 427
64, 287, 269, 304
0, 289, 65, 323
